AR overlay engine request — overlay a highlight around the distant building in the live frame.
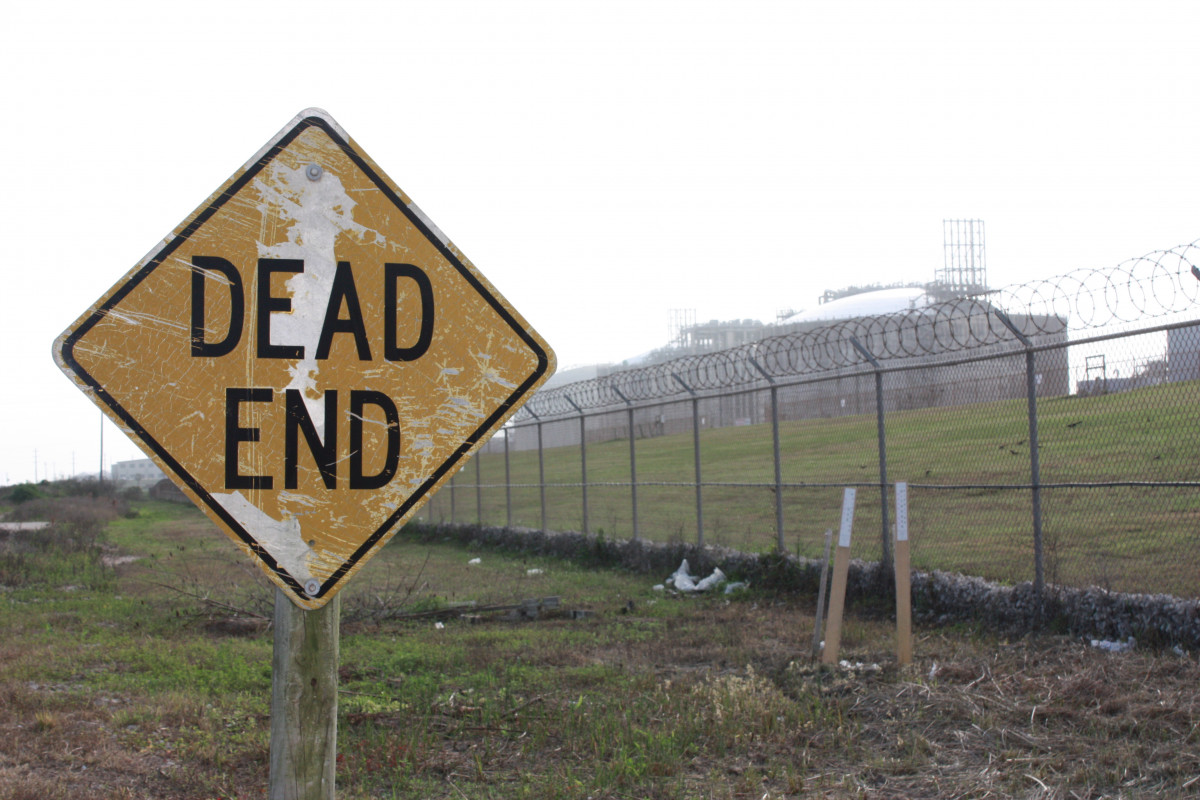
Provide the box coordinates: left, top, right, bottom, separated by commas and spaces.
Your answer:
776, 287, 933, 327
679, 318, 766, 353
110, 458, 165, 489
544, 362, 626, 390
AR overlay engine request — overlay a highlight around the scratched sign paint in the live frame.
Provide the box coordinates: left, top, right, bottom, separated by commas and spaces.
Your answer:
54, 109, 555, 609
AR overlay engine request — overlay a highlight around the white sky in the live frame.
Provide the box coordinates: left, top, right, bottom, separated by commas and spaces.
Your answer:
3, 0, 1198, 485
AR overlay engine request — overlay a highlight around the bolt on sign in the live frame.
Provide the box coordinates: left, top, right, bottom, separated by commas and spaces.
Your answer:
54, 109, 556, 609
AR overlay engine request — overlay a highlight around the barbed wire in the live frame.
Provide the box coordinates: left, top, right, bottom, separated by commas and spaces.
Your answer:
518, 240, 1200, 420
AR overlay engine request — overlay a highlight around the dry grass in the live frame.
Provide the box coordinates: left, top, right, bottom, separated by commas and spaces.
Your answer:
1, 496, 1198, 798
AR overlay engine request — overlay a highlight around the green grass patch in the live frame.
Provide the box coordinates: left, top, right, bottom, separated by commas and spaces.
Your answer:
430, 380, 1200, 595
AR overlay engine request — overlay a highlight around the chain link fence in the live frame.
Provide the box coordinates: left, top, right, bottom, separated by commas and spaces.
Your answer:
421, 242, 1200, 599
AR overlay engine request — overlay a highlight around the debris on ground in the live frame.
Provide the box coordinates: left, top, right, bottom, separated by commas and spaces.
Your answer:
1090, 636, 1136, 652
663, 559, 729, 593
373, 597, 561, 623
508, 596, 560, 620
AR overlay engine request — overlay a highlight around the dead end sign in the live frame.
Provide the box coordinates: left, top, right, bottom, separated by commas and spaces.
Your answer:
54, 108, 556, 609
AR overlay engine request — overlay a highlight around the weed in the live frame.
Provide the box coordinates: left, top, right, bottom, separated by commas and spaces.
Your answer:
32, 710, 59, 731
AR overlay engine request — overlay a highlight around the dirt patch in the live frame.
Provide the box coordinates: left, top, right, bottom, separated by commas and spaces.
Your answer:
0, 688, 209, 800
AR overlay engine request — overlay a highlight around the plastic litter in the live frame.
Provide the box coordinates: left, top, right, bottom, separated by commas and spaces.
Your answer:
468, 557, 481, 565
526, 568, 544, 575
695, 567, 726, 592
723, 581, 748, 594
667, 559, 696, 591
664, 559, 727, 593
1090, 636, 1135, 652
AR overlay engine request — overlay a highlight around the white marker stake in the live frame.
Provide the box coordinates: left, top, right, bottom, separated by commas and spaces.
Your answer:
821, 488, 856, 665
894, 482, 913, 666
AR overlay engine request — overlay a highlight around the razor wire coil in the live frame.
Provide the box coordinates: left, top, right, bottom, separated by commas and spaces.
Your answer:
517, 241, 1200, 420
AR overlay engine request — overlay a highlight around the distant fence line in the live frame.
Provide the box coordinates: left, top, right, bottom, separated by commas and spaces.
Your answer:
422, 241, 1200, 599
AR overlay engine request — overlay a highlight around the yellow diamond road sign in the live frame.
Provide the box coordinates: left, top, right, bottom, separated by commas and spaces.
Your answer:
54, 109, 556, 609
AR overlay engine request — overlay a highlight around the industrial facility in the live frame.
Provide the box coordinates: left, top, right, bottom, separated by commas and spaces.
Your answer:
493, 221, 1096, 453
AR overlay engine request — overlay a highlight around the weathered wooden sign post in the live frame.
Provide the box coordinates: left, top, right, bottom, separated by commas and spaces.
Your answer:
54, 109, 555, 798
820, 488, 856, 666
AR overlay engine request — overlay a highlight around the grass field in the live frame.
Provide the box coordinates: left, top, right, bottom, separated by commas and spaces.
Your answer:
2, 491, 1199, 798
427, 379, 1200, 596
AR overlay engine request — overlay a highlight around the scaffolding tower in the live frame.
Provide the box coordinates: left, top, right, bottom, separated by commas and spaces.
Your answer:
939, 219, 988, 295
668, 308, 696, 351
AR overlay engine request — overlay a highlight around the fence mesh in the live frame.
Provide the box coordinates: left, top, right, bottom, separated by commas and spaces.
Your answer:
423, 242, 1200, 598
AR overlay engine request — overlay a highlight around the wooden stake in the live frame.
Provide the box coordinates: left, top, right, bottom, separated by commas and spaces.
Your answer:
811, 529, 833, 660
269, 588, 340, 800
894, 482, 912, 666
820, 489, 855, 665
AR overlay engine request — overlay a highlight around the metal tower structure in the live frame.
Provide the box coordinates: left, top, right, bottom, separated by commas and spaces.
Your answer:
668, 308, 696, 351
939, 219, 988, 295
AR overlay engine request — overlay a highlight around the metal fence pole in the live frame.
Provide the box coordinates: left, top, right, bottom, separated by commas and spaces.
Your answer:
449, 471, 456, 525
538, 420, 546, 533
994, 310, 1045, 602
749, 358, 784, 552
504, 427, 512, 529
565, 395, 589, 534
612, 386, 638, 540
475, 446, 482, 525
673, 374, 704, 546
849, 337, 892, 571
526, 408, 546, 534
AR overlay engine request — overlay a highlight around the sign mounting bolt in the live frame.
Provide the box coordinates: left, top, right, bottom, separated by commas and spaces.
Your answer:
305, 164, 323, 182
304, 579, 321, 596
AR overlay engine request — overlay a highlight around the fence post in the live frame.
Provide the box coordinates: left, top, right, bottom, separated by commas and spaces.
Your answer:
525, 407, 546, 534
539, 421, 546, 533
504, 427, 512, 529
475, 444, 482, 525
612, 386, 638, 540
749, 357, 784, 553
993, 309, 1045, 604
449, 471, 456, 525
565, 395, 589, 534
849, 337, 892, 572
672, 374, 704, 547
